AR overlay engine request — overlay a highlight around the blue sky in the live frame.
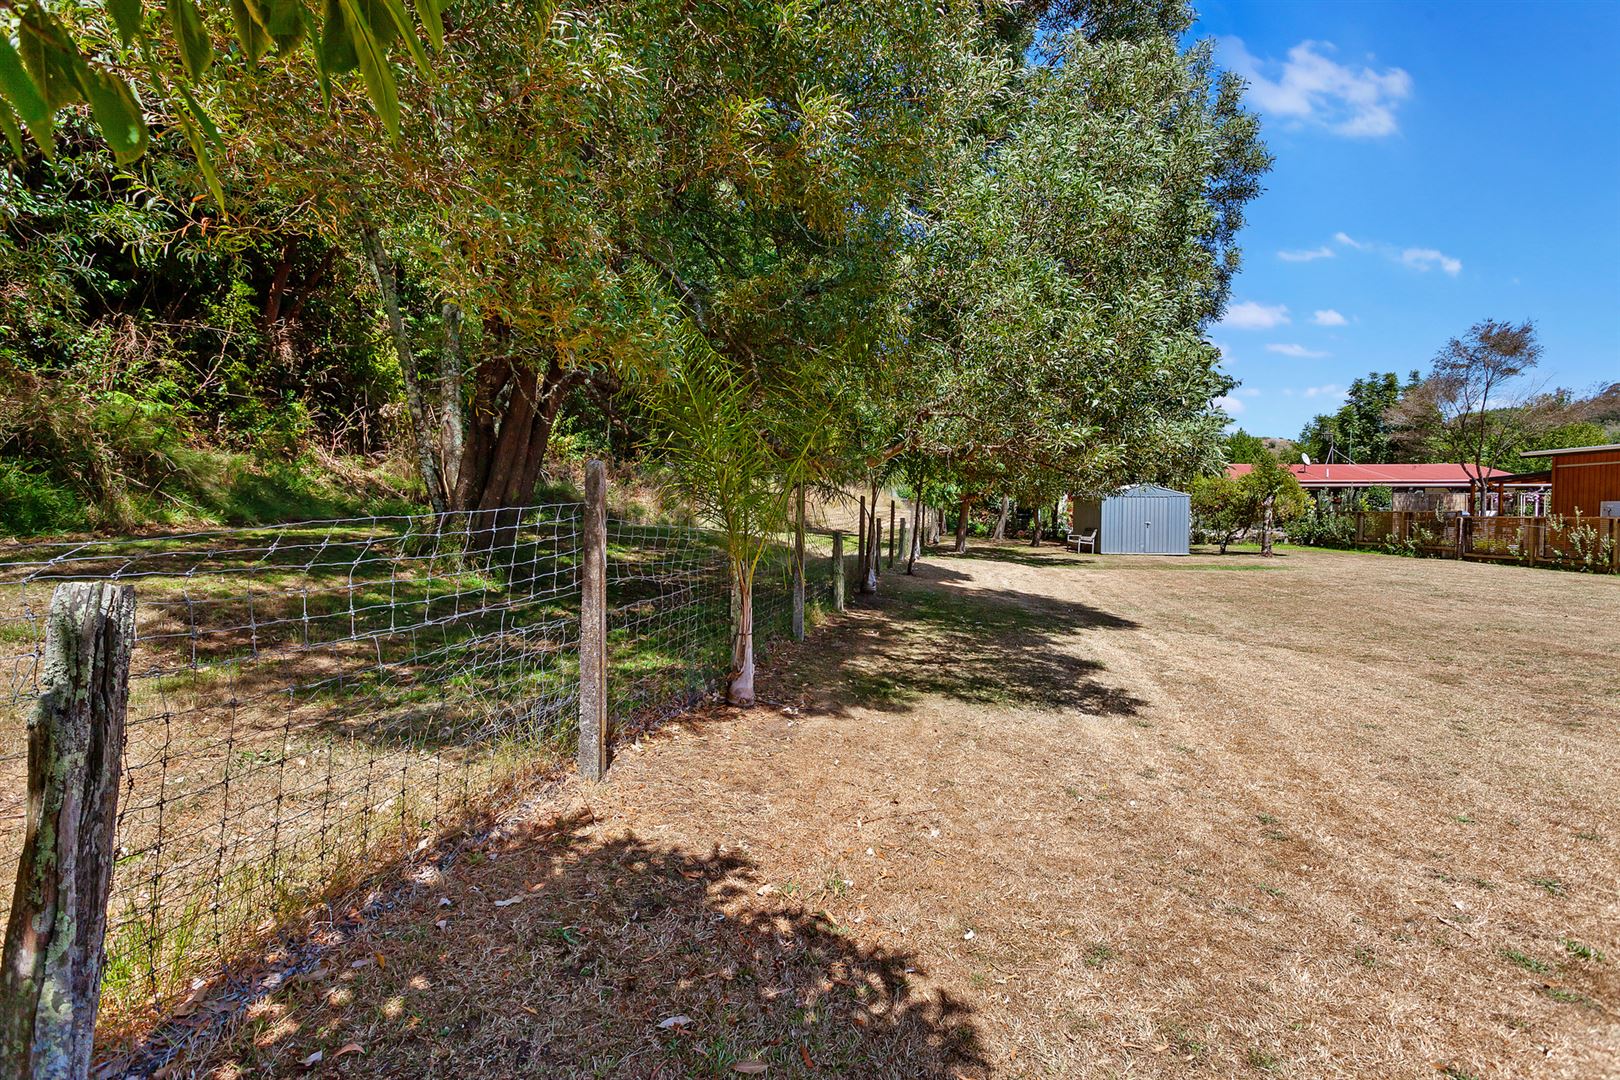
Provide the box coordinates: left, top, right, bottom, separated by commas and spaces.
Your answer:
1193, 0, 1620, 440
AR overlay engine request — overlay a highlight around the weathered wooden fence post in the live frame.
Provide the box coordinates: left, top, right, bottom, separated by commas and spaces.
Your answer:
856, 495, 867, 586
897, 518, 909, 573
792, 484, 806, 641
577, 460, 609, 782
1, 581, 135, 1080
888, 502, 897, 567
831, 531, 846, 612
870, 520, 882, 586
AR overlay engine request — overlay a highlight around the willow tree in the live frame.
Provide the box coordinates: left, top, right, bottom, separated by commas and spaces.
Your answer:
877, 10, 1267, 509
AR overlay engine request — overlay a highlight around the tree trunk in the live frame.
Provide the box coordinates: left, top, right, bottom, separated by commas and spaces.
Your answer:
992, 496, 1009, 541
1261, 497, 1276, 556
954, 492, 971, 554
729, 560, 756, 706
1030, 506, 1043, 546
438, 303, 466, 497
452, 353, 576, 551
361, 227, 447, 515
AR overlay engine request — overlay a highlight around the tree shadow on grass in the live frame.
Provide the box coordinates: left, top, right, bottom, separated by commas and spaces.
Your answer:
146, 809, 985, 1079
927, 542, 1097, 569
796, 562, 1145, 717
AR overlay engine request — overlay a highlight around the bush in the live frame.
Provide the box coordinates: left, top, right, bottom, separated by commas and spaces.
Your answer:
1290, 507, 1358, 548
0, 461, 86, 535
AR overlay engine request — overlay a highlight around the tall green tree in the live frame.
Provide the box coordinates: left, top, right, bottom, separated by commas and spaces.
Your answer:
876, 13, 1268, 511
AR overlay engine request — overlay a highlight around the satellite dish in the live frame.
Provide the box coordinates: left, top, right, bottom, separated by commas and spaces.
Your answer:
1301, 453, 1312, 466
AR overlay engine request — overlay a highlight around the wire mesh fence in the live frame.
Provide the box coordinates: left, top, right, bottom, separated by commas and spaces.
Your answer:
0, 500, 837, 1030
0, 505, 582, 1020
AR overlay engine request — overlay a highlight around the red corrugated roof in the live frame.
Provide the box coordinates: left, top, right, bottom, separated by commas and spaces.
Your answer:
1224, 463, 1518, 487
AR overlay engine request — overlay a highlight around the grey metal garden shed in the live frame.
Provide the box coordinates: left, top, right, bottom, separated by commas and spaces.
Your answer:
1069, 484, 1190, 555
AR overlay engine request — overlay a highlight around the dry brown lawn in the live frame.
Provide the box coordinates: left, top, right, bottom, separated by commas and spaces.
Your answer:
159, 545, 1619, 1079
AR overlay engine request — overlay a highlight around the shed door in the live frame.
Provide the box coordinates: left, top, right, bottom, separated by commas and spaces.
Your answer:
1140, 495, 1165, 553
1138, 494, 1187, 554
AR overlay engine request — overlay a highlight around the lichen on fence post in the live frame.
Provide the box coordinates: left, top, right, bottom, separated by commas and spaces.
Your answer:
0, 581, 135, 1080
578, 460, 609, 782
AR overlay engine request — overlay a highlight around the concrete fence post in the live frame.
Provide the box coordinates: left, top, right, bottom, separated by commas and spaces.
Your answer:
792, 484, 806, 641
831, 531, 846, 612
577, 460, 609, 782
1, 581, 135, 1080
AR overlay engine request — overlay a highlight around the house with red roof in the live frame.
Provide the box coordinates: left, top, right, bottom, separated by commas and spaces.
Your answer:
1225, 462, 1547, 514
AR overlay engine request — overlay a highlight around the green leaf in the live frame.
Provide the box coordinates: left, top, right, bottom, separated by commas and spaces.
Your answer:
166, 0, 214, 81
108, 0, 144, 46
177, 83, 222, 151
16, 12, 87, 111
337, 0, 400, 138
230, 0, 272, 61
412, 0, 444, 51
82, 68, 148, 163
368, 0, 430, 75
0, 32, 54, 147
243, 0, 305, 47
320, 0, 358, 74
175, 111, 225, 207
0, 97, 27, 159
358, 0, 401, 49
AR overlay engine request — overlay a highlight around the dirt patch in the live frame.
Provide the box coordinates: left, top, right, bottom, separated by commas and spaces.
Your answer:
165, 545, 1619, 1078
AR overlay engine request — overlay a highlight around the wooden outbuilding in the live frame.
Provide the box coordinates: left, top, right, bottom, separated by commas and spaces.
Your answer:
1518, 443, 1620, 518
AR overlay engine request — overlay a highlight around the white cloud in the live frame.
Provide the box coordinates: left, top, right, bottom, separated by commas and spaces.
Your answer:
1267, 343, 1330, 359
1335, 232, 1463, 277
1303, 383, 1346, 399
1237, 387, 1261, 398
1221, 39, 1412, 137
1213, 394, 1245, 415
1278, 245, 1335, 262
1401, 247, 1462, 276
1312, 309, 1348, 327
1220, 301, 1291, 330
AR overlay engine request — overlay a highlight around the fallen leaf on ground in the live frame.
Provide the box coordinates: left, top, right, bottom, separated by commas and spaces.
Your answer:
734, 1062, 768, 1074
800, 1044, 815, 1068
334, 1043, 364, 1058
493, 896, 525, 907
300, 1050, 323, 1067
658, 1015, 694, 1029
